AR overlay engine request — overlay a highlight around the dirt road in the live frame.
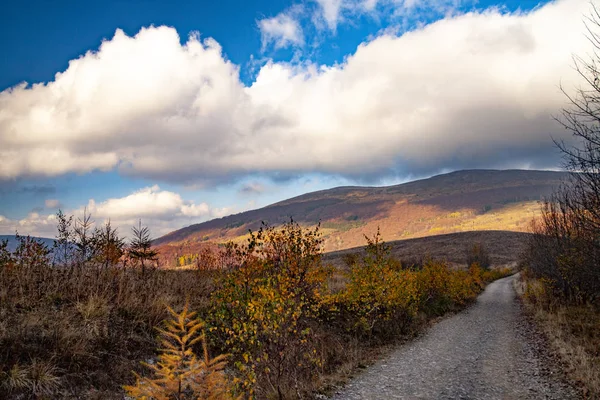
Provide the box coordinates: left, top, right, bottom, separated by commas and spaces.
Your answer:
331, 275, 578, 399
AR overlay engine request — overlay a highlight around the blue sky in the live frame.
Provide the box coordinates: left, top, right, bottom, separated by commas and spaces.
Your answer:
0, 0, 591, 238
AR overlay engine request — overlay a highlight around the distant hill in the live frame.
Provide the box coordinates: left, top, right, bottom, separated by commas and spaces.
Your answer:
323, 230, 531, 269
155, 169, 568, 265
0, 235, 55, 252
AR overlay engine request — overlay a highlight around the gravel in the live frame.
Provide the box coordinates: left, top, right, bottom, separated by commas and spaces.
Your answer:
330, 274, 580, 399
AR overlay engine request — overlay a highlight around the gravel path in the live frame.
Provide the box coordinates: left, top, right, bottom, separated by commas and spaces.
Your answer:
330, 274, 579, 399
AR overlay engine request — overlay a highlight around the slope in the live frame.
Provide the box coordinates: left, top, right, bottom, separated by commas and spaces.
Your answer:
154, 169, 568, 263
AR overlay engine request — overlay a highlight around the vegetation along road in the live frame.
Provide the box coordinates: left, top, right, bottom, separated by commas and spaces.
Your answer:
331, 275, 579, 399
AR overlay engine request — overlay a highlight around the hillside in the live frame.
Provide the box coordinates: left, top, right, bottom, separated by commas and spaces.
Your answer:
155, 169, 568, 264
0, 235, 55, 252
323, 230, 531, 269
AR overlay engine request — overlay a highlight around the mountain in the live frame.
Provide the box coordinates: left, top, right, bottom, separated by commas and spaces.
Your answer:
0, 235, 56, 252
154, 169, 568, 263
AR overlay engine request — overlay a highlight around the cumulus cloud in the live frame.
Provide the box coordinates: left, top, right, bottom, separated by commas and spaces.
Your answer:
259, 11, 304, 49
0, 212, 58, 238
81, 185, 231, 232
0, 186, 232, 238
0, 0, 592, 184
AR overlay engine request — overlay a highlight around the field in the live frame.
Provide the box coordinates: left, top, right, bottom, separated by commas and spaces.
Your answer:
0, 227, 511, 399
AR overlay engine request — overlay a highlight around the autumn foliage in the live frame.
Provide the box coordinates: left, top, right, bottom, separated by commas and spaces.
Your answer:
124, 303, 237, 400
210, 222, 330, 398
204, 223, 508, 398
0, 219, 509, 399
330, 229, 508, 341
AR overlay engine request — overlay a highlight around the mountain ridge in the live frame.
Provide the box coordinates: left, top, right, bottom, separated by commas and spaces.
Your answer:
154, 169, 569, 263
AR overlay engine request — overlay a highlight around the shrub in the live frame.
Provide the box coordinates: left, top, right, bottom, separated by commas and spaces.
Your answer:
334, 229, 418, 339
0, 360, 61, 398
465, 242, 491, 270
210, 221, 330, 398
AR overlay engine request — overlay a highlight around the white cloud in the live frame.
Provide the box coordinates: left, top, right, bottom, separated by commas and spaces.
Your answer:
0, 0, 593, 184
44, 199, 61, 209
82, 185, 231, 234
315, 0, 344, 30
0, 212, 58, 238
362, 0, 379, 11
311, 0, 466, 30
259, 12, 304, 49
0, 186, 233, 238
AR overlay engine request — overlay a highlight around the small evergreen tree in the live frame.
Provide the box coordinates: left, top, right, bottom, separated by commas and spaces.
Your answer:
124, 303, 237, 400
73, 208, 96, 266
0, 239, 15, 269
129, 219, 158, 271
93, 220, 125, 268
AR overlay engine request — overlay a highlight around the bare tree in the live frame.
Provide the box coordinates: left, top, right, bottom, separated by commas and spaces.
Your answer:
556, 4, 600, 232
526, 5, 600, 303
465, 242, 491, 270
53, 210, 74, 266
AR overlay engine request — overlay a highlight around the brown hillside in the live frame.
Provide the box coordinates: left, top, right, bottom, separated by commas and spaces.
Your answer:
323, 230, 531, 269
155, 169, 567, 265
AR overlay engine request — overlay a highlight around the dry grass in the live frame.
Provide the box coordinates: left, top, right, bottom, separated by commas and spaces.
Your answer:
519, 277, 600, 398
0, 261, 215, 398
324, 230, 530, 270
1, 231, 511, 399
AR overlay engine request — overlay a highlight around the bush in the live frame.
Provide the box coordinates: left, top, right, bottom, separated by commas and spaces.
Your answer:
331, 230, 505, 340
465, 242, 491, 270
210, 221, 330, 398
333, 229, 418, 340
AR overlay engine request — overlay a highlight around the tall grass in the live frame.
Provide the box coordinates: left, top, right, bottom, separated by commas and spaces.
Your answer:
519, 271, 600, 398
0, 224, 510, 399
0, 236, 214, 398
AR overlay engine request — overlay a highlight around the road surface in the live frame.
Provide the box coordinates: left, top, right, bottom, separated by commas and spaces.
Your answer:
331, 274, 579, 399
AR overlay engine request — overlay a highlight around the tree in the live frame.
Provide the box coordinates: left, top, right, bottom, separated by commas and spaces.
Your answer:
53, 210, 74, 266
525, 4, 600, 303
129, 220, 158, 271
93, 220, 125, 268
124, 303, 237, 399
211, 221, 330, 398
0, 239, 15, 269
12, 233, 51, 271
73, 208, 96, 266
465, 243, 491, 270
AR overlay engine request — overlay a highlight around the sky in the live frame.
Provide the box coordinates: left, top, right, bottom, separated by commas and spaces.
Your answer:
0, 0, 593, 239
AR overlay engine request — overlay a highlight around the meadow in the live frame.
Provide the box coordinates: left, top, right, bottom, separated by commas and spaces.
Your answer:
0, 219, 510, 399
